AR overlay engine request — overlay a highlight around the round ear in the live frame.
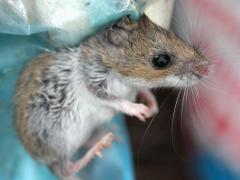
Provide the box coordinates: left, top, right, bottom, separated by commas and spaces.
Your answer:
104, 26, 132, 48
115, 16, 138, 31
102, 16, 139, 48
139, 14, 157, 32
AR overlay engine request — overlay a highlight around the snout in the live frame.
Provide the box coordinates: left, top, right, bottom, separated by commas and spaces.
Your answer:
179, 59, 212, 78
194, 60, 212, 78
179, 60, 195, 75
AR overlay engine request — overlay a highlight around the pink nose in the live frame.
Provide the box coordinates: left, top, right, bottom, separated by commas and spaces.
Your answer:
196, 63, 210, 76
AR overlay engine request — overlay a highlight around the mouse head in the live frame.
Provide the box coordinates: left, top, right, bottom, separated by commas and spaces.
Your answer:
85, 15, 212, 88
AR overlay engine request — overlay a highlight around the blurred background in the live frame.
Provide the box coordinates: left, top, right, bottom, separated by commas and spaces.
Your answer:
127, 0, 240, 179
1, 0, 240, 179
126, 89, 189, 180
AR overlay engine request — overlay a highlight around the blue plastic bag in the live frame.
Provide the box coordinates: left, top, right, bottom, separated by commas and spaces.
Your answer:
0, 0, 140, 46
0, 0, 142, 179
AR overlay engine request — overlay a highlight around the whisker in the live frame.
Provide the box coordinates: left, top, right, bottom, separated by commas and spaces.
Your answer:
184, 75, 192, 128
213, 61, 240, 65
171, 88, 182, 153
189, 86, 203, 129
137, 114, 157, 163
180, 85, 186, 129
137, 87, 182, 164
192, 85, 208, 129
185, 85, 191, 125
185, 75, 191, 125
189, 88, 199, 128
170, 77, 184, 159
200, 76, 220, 87
199, 79, 231, 95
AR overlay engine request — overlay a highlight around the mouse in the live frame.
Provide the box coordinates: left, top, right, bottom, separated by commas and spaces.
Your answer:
14, 15, 211, 180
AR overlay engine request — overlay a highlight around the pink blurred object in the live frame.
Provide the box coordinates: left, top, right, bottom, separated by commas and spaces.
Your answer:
177, 0, 240, 174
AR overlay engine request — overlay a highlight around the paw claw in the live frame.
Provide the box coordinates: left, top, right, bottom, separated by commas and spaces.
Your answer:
95, 151, 103, 158
122, 101, 156, 121
130, 103, 152, 121
92, 132, 113, 159
101, 133, 113, 147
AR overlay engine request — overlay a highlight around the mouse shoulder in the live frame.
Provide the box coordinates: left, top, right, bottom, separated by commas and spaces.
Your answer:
15, 53, 54, 107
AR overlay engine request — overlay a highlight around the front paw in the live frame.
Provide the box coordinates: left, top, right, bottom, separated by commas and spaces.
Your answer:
124, 102, 152, 122
138, 90, 159, 115
149, 103, 159, 115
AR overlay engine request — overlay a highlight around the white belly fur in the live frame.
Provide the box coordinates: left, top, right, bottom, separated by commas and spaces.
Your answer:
62, 92, 116, 155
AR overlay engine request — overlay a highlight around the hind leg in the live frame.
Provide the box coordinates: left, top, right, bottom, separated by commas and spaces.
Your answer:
84, 126, 120, 148
49, 162, 80, 180
49, 132, 113, 178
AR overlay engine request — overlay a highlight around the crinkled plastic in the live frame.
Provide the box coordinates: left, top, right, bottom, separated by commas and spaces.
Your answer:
0, 1, 174, 179
0, 0, 141, 46
0, 0, 143, 179
0, 33, 135, 180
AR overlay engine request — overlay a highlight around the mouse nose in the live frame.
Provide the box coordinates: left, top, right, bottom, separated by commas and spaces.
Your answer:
195, 61, 212, 76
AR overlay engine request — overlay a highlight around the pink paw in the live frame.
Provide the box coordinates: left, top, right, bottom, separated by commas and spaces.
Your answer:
99, 132, 113, 148
125, 102, 152, 122
138, 90, 159, 115
94, 132, 113, 158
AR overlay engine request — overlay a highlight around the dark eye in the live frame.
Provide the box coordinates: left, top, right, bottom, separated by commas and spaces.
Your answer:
151, 54, 172, 69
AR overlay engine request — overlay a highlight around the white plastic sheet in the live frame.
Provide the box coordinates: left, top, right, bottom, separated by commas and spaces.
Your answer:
0, 0, 138, 45
0, 0, 175, 46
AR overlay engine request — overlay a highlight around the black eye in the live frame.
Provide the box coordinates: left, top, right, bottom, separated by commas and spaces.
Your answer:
151, 54, 172, 69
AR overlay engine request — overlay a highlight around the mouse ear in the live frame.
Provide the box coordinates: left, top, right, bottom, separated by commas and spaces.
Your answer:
115, 16, 138, 31
104, 27, 132, 48
139, 14, 157, 32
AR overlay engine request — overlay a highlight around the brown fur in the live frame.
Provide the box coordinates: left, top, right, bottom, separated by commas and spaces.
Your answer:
82, 15, 206, 82
13, 15, 210, 179
14, 53, 55, 158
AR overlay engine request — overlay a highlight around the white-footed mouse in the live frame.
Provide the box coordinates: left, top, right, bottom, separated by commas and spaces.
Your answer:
14, 15, 211, 179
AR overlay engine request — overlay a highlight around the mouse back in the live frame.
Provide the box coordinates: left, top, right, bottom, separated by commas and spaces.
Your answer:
14, 53, 55, 156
